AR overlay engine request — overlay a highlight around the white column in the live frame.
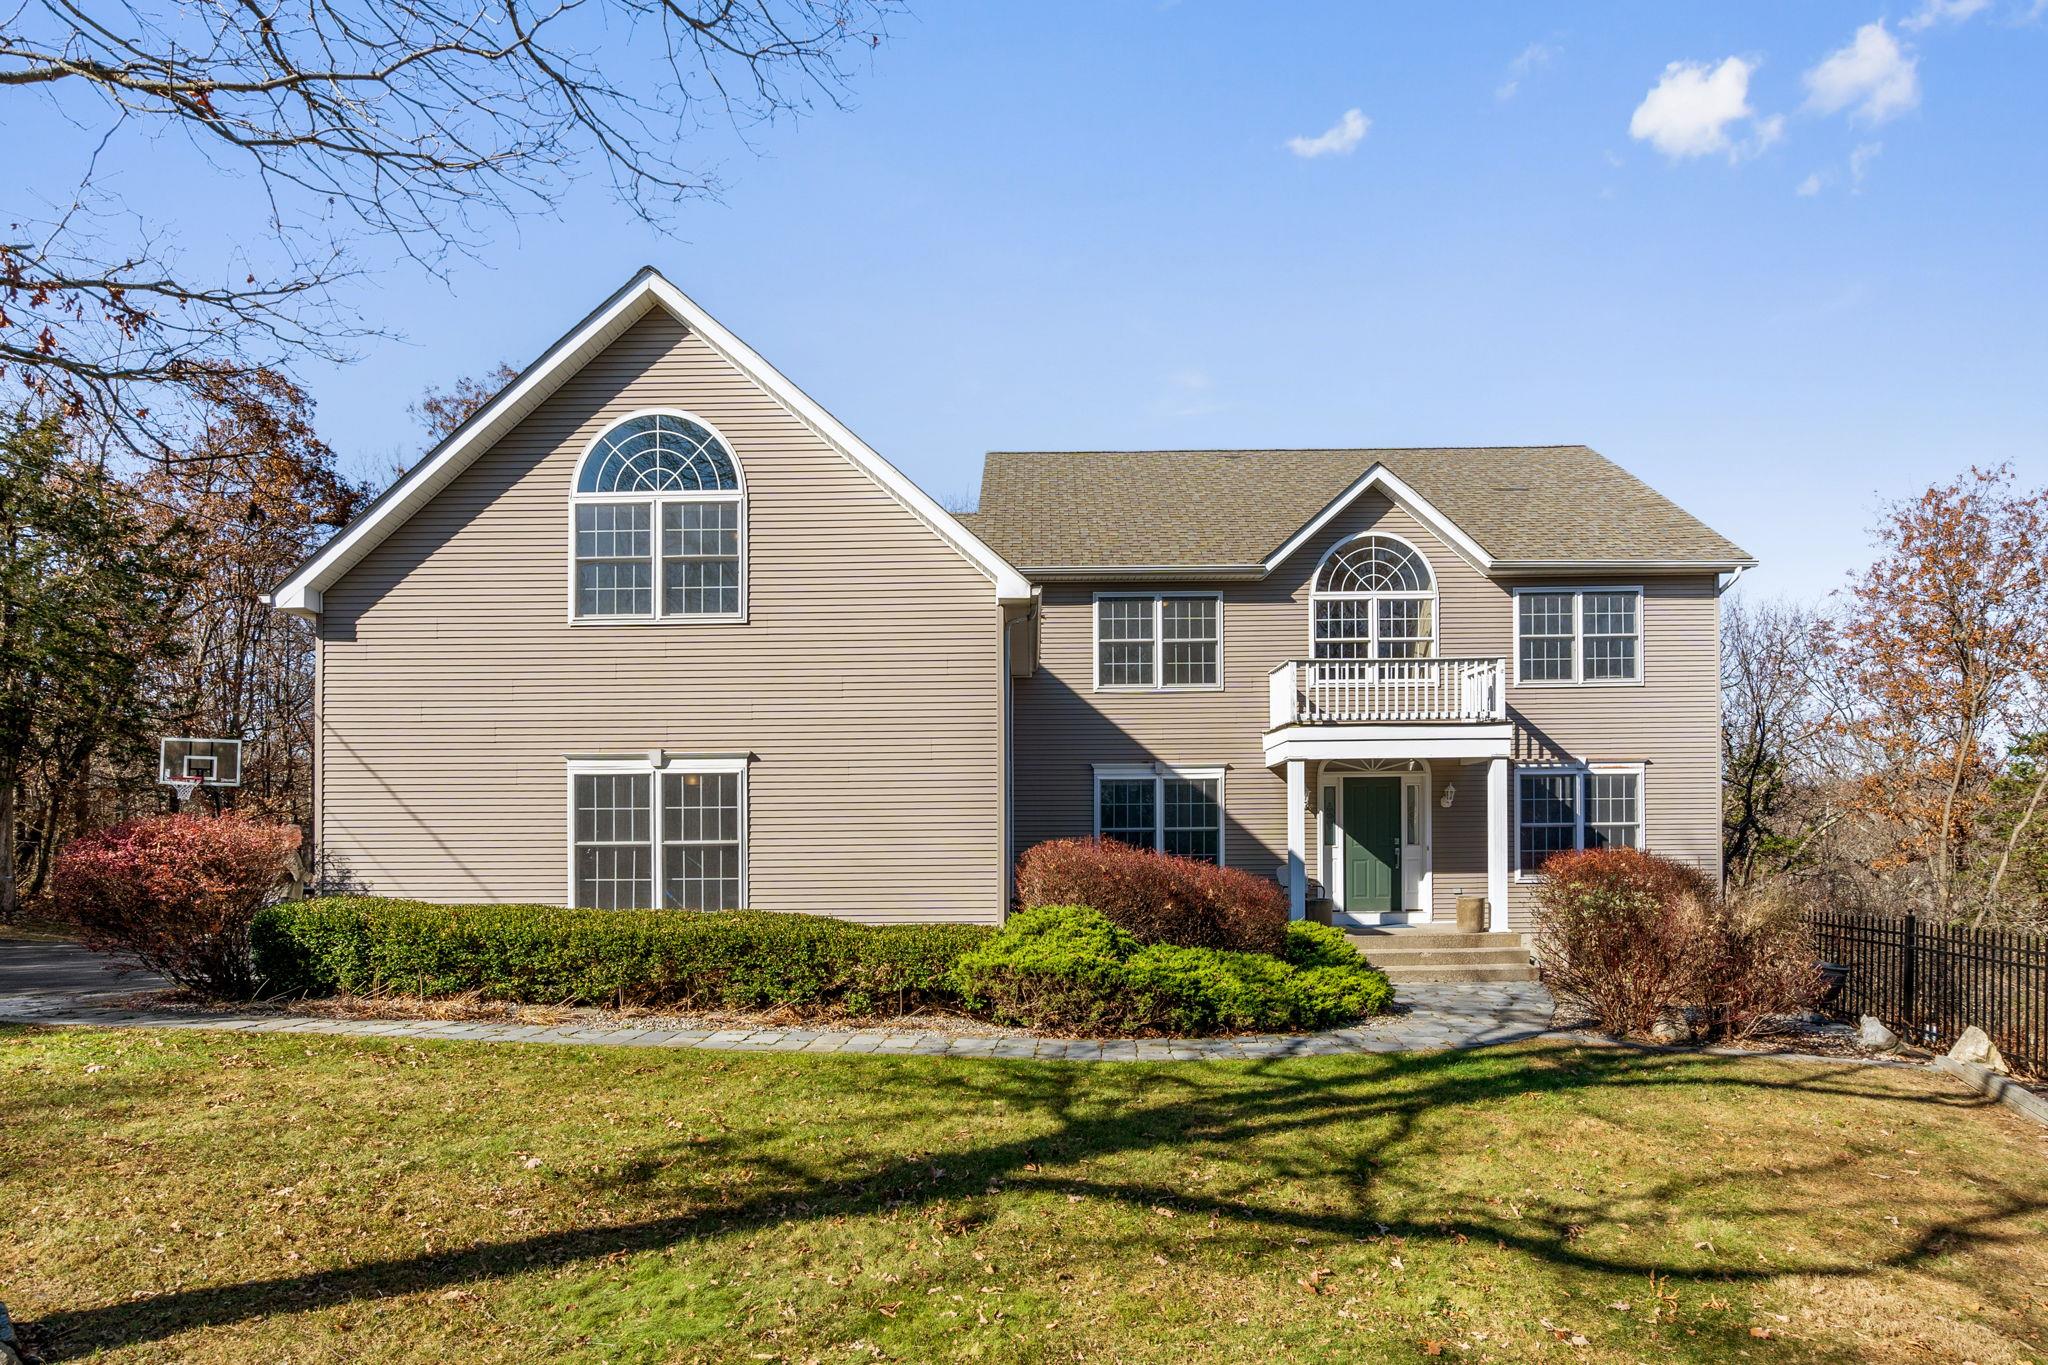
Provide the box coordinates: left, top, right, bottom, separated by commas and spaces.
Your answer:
1286, 758, 1307, 921
1486, 755, 1510, 932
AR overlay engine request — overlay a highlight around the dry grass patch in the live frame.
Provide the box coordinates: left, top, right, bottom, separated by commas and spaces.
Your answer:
1, 1029, 2044, 1363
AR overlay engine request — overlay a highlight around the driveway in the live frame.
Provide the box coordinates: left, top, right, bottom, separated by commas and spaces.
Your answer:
0, 932, 165, 1000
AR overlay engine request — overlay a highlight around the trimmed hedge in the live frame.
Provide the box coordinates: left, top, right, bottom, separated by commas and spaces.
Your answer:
251, 898, 992, 1015
1015, 838, 1289, 954
948, 906, 1394, 1036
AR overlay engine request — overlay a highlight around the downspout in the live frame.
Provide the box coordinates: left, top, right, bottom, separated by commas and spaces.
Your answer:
1716, 564, 1748, 597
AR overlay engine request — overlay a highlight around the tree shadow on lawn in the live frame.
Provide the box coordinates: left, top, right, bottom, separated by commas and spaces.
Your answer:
25, 1041, 2045, 1360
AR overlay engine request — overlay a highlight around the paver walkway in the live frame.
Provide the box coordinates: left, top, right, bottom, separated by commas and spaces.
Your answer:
0, 935, 1559, 1061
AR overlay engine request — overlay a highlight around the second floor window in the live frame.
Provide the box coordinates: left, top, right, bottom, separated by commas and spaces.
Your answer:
572, 411, 745, 622
1311, 533, 1437, 660
1095, 594, 1221, 689
1514, 588, 1642, 684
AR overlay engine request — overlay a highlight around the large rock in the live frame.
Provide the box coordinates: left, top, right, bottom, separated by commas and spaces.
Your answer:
1947, 1026, 2010, 1075
1858, 1015, 1901, 1052
1649, 1007, 1694, 1045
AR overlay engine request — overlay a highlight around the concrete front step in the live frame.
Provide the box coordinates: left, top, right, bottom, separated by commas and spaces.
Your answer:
1343, 929, 1524, 952
1360, 946, 1532, 968
1377, 963, 1544, 985
1343, 928, 1540, 984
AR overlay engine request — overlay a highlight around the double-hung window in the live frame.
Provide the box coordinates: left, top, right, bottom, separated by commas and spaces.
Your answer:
1516, 764, 1643, 873
572, 412, 745, 622
569, 757, 747, 908
1093, 764, 1225, 864
1094, 594, 1221, 690
1514, 587, 1642, 684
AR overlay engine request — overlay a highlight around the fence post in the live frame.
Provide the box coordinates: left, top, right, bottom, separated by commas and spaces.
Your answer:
1901, 911, 1918, 1031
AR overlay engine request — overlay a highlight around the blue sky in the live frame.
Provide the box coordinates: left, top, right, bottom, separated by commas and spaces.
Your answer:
21, 2, 2048, 600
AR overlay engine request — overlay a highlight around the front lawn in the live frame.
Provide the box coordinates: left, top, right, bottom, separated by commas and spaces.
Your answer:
3, 1029, 2044, 1363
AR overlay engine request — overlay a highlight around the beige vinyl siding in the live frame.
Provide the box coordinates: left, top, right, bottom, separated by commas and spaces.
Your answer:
1012, 490, 1724, 931
316, 311, 1005, 922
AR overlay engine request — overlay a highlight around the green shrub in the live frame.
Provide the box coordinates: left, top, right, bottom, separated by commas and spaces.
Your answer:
1124, 944, 1301, 1033
251, 897, 992, 1015
948, 904, 1394, 1036
1287, 964, 1395, 1026
1281, 920, 1362, 970
946, 905, 1136, 1034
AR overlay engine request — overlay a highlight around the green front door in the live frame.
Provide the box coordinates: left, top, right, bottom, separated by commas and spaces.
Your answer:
1342, 777, 1403, 917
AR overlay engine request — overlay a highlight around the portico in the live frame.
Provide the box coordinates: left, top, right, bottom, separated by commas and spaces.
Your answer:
1267, 658, 1514, 931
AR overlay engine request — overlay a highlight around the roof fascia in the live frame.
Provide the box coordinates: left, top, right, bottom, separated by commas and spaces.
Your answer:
639, 276, 1031, 601
1261, 463, 1495, 576
270, 268, 1031, 616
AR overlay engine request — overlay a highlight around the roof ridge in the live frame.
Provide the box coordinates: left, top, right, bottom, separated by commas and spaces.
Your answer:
981, 445, 1590, 456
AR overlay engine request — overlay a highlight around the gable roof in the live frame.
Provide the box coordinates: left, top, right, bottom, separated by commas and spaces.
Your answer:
269, 268, 1033, 615
966, 446, 1754, 576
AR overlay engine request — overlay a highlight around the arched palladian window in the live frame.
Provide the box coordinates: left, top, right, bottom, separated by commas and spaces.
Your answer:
571, 411, 745, 621
1310, 533, 1436, 659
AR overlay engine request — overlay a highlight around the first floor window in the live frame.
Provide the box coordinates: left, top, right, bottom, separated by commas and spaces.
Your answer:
1095, 594, 1220, 689
572, 772, 653, 908
571, 760, 746, 908
1098, 779, 1156, 848
1093, 766, 1224, 864
1517, 766, 1642, 873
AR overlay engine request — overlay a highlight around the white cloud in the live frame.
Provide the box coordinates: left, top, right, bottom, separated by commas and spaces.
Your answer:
1496, 42, 1558, 102
1804, 22, 1920, 123
1154, 369, 1221, 418
1628, 57, 1779, 161
1287, 108, 1370, 158
1740, 113, 1788, 161
1795, 142, 1885, 197
1901, 0, 1990, 30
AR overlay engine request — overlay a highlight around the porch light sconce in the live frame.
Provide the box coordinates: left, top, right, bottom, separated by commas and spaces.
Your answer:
1439, 783, 1456, 809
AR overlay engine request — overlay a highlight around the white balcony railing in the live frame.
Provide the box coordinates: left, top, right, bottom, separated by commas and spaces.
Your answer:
1268, 657, 1506, 728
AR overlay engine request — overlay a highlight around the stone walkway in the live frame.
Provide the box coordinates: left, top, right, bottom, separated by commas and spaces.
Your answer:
0, 936, 1559, 1061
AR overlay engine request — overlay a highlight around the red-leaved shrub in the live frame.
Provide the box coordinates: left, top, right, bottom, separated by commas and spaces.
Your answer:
55, 814, 302, 998
1532, 846, 1824, 1041
1015, 838, 1287, 954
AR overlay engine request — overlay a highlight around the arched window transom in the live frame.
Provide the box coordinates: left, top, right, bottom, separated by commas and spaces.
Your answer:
1311, 534, 1437, 660
577, 413, 739, 494
571, 411, 745, 622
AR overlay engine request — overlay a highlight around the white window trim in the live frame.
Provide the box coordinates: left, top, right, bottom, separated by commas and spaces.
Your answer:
1090, 592, 1225, 693
1090, 762, 1229, 865
1307, 531, 1440, 661
564, 753, 751, 908
1509, 585, 1645, 688
567, 408, 749, 627
1513, 760, 1647, 881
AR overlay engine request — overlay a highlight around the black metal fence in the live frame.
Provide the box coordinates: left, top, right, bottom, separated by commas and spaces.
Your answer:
1804, 908, 2048, 1076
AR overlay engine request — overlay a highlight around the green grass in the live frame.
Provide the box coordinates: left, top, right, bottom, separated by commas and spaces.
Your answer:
3, 1028, 2045, 1363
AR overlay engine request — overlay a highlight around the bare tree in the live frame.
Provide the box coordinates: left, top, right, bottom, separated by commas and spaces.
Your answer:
1721, 595, 1841, 890
1, 0, 899, 451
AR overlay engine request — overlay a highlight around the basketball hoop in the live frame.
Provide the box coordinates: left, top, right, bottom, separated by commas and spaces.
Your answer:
168, 775, 202, 803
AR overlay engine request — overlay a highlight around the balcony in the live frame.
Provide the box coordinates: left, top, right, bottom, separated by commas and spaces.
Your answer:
1267, 657, 1505, 729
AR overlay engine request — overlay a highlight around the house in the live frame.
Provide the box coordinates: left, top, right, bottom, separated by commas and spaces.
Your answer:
271, 268, 1752, 940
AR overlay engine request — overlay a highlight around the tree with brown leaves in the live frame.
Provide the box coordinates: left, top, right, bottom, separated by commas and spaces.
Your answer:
1828, 465, 2048, 921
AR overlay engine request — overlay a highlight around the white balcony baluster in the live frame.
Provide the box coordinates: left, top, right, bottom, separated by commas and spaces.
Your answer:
1289, 657, 1505, 725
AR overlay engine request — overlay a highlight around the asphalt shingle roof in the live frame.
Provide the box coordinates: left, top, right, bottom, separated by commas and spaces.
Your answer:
964, 446, 1751, 570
